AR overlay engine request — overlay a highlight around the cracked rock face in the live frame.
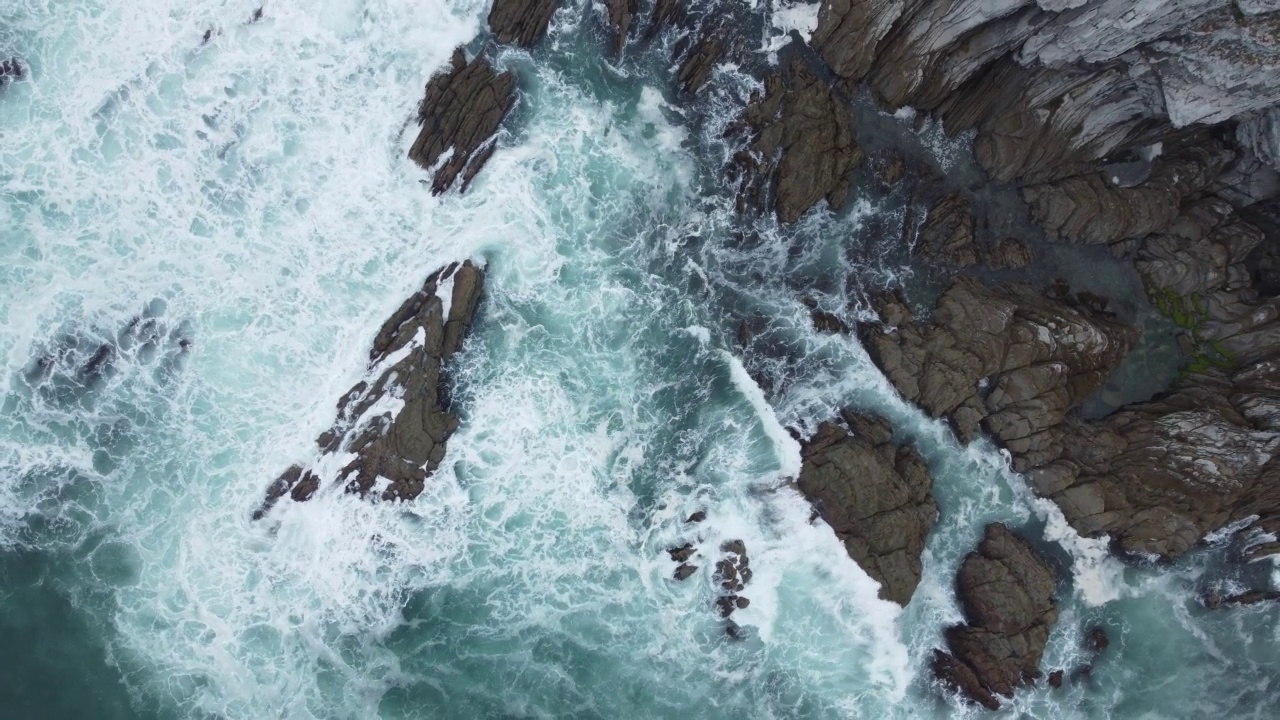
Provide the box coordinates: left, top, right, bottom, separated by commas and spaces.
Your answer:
488, 0, 561, 47
933, 523, 1060, 711
1029, 359, 1280, 559
813, 0, 1280, 182
725, 56, 864, 223
256, 261, 484, 517
408, 49, 516, 195
798, 411, 938, 606
859, 277, 1138, 470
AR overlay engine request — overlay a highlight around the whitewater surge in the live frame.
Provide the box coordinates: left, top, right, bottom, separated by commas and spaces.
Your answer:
2, 1, 1279, 719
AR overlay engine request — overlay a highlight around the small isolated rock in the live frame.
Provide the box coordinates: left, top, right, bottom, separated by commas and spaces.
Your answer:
1085, 626, 1110, 654
720, 539, 746, 556
1048, 670, 1064, 689
668, 543, 695, 562
685, 510, 707, 524
880, 152, 906, 186
673, 563, 697, 581
716, 596, 736, 618
735, 596, 750, 609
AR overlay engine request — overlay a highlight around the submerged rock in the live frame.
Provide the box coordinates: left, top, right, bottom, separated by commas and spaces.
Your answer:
408, 48, 516, 194
798, 411, 937, 606
933, 524, 1060, 711
725, 56, 863, 223
1202, 589, 1280, 608
255, 261, 485, 518
0, 58, 24, 84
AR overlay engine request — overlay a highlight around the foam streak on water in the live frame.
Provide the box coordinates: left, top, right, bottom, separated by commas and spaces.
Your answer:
1, 1, 1279, 719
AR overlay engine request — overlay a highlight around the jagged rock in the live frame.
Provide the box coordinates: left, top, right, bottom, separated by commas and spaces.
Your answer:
720, 539, 746, 556
602, 0, 637, 56
674, 25, 727, 96
916, 192, 978, 268
859, 277, 1137, 470
1027, 358, 1280, 559
408, 49, 516, 194
668, 543, 695, 562
255, 261, 485, 518
1137, 199, 1280, 365
814, 1, 1280, 183
686, 510, 707, 523
673, 563, 698, 581
725, 56, 863, 223
735, 596, 750, 609
798, 411, 937, 606
1024, 140, 1234, 246
933, 523, 1059, 711
983, 237, 1032, 269
488, 0, 560, 47
1048, 669, 1064, 688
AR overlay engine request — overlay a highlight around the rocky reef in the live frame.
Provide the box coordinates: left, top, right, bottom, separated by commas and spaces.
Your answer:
933, 523, 1060, 710
797, 411, 937, 606
256, 261, 484, 517
408, 48, 516, 194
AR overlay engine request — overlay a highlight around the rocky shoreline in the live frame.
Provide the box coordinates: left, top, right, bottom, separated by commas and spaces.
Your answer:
253, 0, 1280, 710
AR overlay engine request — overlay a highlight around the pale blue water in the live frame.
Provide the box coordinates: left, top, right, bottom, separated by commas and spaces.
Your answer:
1, 1, 1277, 718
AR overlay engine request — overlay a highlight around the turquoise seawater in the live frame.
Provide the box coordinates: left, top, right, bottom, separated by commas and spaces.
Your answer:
1, 1, 1277, 718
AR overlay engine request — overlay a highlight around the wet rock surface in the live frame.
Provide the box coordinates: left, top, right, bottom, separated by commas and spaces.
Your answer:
798, 411, 937, 606
933, 523, 1060, 711
725, 56, 863, 223
408, 48, 516, 194
860, 277, 1138, 470
488, 0, 560, 48
256, 261, 484, 518
1029, 359, 1280, 559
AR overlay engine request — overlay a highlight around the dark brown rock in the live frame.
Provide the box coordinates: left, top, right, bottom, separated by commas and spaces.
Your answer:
725, 57, 863, 223
685, 510, 707, 524
859, 277, 1138, 469
715, 595, 736, 618
916, 192, 978, 268
408, 49, 516, 195
798, 411, 937, 606
983, 237, 1033, 270
603, 0, 637, 56
674, 563, 698, 581
488, 0, 560, 48
933, 524, 1060, 710
255, 262, 485, 518
1085, 626, 1109, 653
1030, 358, 1280, 559
720, 539, 746, 556
735, 596, 750, 609
1048, 670, 1064, 689
0, 58, 24, 83
668, 543, 695, 562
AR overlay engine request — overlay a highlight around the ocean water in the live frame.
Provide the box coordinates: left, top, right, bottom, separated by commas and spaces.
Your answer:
0, 1, 1277, 718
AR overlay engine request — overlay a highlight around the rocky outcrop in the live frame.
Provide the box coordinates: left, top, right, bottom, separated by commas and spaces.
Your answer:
798, 411, 937, 606
916, 192, 979, 268
408, 49, 516, 195
1024, 140, 1234, 246
812, 0, 1280, 183
859, 277, 1138, 470
603, 0, 637, 56
488, 0, 560, 48
1136, 199, 1280, 366
933, 523, 1060, 710
1027, 358, 1280, 559
1203, 588, 1280, 607
725, 57, 863, 223
255, 261, 484, 518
